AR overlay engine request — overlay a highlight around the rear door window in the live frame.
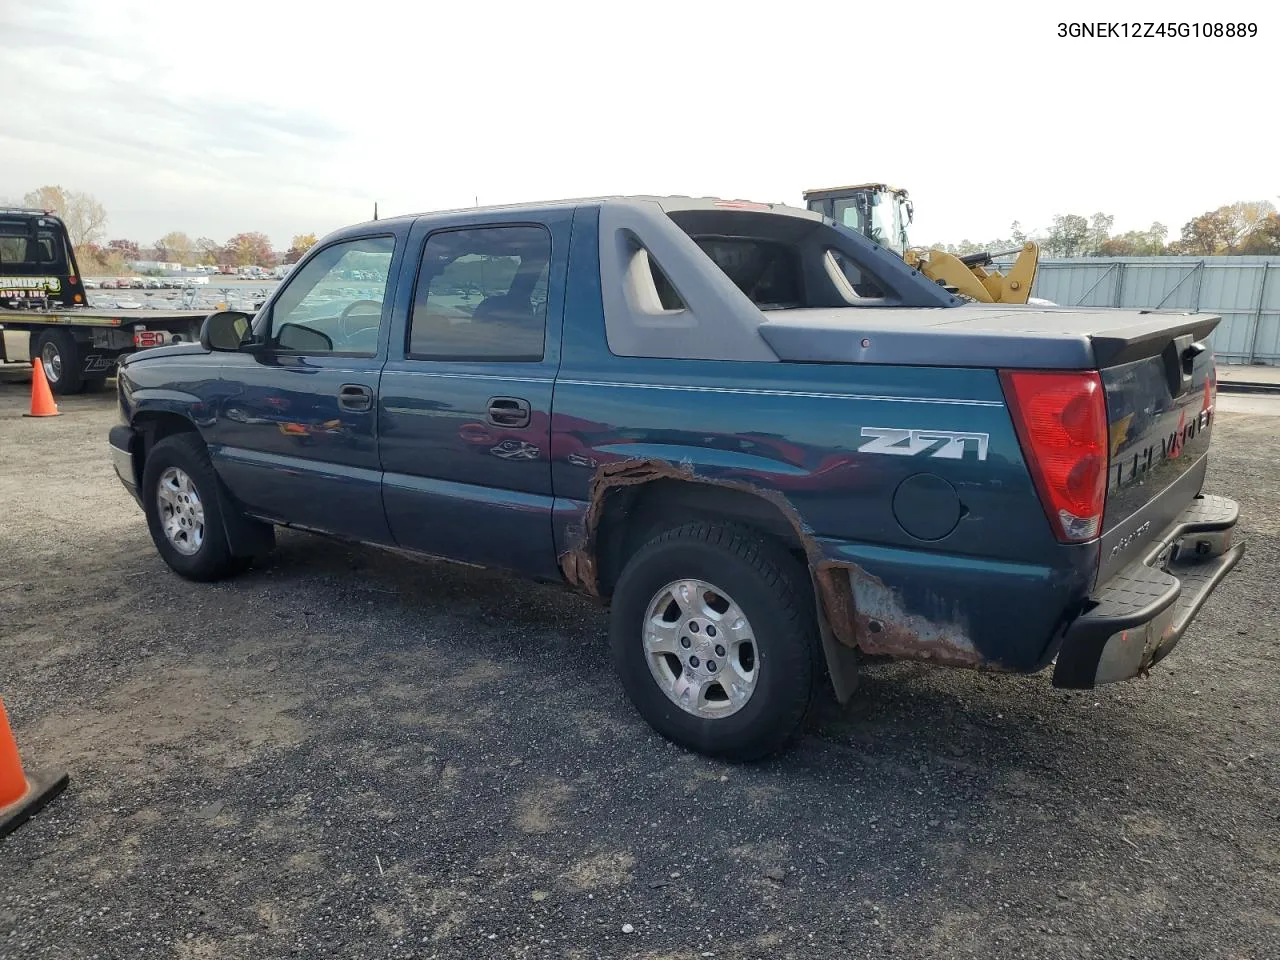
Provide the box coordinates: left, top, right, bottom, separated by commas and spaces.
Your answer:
408, 225, 551, 361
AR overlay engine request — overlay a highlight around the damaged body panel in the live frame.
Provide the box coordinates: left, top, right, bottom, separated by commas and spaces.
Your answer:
554, 456, 871, 700
557, 459, 698, 597
843, 564, 983, 668
552, 447, 1095, 687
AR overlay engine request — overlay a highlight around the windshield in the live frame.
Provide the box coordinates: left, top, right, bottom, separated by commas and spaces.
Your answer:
869, 195, 908, 257
828, 193, 908, 257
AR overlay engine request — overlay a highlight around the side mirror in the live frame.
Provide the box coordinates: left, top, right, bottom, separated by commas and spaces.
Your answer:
276, 322, 334, 353
200, 310, 253, 351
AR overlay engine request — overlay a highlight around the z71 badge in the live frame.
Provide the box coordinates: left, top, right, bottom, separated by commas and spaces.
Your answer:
859, 426, 990, 461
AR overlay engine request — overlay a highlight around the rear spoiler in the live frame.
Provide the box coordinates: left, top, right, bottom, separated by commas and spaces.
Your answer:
1090, 312, 1221, 367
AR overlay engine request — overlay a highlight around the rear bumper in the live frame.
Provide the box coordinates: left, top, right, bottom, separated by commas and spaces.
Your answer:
108, 424, 141, 506
1052, 495, 1243, 688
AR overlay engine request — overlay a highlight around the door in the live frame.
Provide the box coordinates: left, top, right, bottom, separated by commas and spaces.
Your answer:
378, 212, 571, 578
208, 232, 402, 544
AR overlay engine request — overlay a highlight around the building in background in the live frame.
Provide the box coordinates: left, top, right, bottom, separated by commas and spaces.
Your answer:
126, 260, 183, 274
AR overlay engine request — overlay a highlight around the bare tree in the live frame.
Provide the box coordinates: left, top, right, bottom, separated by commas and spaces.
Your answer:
22, 185, 108, 248
155, 231, 195, 265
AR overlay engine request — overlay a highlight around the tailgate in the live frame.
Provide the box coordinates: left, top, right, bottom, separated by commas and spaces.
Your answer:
1097, 332, 1218, 584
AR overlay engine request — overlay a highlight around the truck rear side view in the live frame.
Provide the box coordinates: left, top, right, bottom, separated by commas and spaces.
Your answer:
108, 196, 1243, 759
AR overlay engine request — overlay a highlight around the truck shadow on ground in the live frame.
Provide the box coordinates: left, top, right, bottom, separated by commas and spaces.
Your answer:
151, 525, 1232, 948
247, 527, 1195, 797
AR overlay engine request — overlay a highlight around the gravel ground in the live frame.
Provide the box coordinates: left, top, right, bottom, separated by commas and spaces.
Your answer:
0, 381, 1276, 960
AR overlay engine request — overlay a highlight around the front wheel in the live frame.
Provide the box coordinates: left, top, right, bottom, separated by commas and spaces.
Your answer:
610, 522, 820, 761
141, 434, 248, 581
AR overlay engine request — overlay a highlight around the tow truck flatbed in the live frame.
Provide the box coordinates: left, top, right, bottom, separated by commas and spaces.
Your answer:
0, 306, 211, 326
0, 305, 213, 394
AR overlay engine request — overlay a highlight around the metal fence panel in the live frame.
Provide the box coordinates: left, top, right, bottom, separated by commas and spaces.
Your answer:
995, 256, 1280, 365
1198, 262, 1272, 362
1031, 263, 1119, 308
1214, 310, 1260, 359
1254, 264, 1280, 359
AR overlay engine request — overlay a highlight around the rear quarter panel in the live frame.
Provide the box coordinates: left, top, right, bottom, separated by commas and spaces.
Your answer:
551, 206, 1093, 671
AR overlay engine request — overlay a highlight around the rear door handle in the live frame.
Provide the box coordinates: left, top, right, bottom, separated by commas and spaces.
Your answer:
487, 396, 531, 428
338, 383, 374, 412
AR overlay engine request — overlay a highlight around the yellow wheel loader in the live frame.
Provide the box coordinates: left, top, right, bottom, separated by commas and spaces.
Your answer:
802, 184, 1040, 305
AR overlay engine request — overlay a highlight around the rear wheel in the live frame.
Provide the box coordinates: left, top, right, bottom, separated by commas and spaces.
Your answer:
31, 328, 84, 395
610, 522, 819, 761
142, 434, 248, 581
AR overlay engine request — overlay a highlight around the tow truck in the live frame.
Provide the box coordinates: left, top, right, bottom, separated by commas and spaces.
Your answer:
0, 207, 215, 394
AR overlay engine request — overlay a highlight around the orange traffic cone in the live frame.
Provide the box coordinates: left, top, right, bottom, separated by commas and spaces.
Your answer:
24, 357, 59, 418
0, 698, 68, 840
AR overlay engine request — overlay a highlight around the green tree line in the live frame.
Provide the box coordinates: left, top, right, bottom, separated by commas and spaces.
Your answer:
938, 200, 1280, 258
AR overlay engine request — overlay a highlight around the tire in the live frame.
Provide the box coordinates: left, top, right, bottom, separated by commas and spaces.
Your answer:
31, 328, 84, 395
610, 521, 820, 761
141, 434, 248, 582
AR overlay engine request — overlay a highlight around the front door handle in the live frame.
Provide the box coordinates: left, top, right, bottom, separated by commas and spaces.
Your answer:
338, 383, 374, 412
487, 396, 531, 428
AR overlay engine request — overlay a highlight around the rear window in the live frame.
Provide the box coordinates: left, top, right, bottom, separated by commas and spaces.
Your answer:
0, 219, 67, 275
692, 237, 801, 308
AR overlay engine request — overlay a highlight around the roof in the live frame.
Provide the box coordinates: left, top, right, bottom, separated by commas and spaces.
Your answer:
801, 184, 909, 199
340, 195, 820, 233
0, 207, 63, 219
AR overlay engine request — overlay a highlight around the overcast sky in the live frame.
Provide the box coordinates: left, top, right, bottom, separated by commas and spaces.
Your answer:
1, 0, 1273, 249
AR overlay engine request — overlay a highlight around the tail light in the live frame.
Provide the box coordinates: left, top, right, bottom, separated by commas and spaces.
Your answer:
1000, 370, 1108, 543
133, 330, 166, 348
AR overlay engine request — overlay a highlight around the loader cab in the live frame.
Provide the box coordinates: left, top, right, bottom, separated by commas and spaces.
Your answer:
802, 184, 913, 258
0, 209, 87, 309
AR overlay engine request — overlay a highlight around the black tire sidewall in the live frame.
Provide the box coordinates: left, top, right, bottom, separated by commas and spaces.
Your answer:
141, 436, 234, 580
610, 529, 815, 760
33, 329, 84, 395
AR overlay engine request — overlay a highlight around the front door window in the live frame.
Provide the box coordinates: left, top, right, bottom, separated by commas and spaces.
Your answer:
267, 236, 395, 356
